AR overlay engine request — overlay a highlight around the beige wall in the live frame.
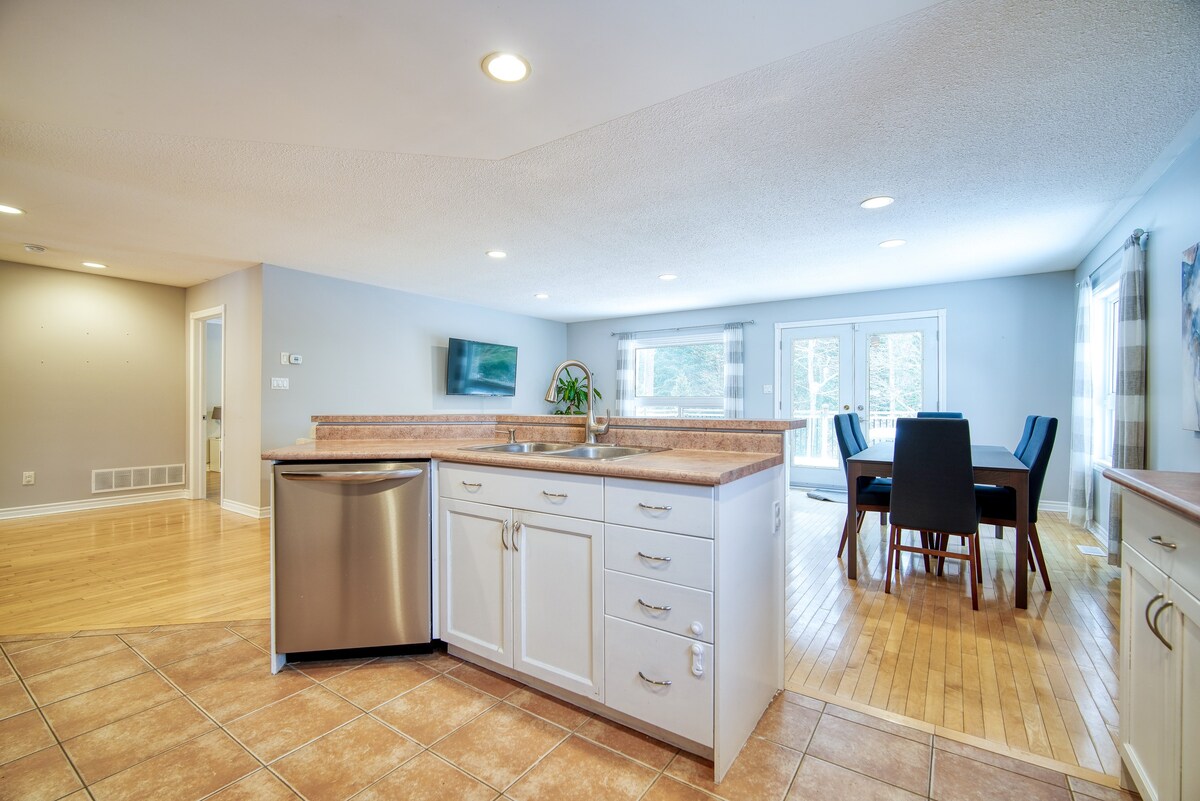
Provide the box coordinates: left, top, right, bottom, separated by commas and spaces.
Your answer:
185, 266, 265, 514
0, 261, 186, 510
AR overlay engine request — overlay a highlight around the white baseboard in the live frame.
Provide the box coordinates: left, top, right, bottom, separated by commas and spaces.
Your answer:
1039, 500, 1068, 514
0, 490, 189, 521
221, 498, 271, 519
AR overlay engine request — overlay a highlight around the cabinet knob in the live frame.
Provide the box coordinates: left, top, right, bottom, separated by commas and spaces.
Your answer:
689, 621, 704, 637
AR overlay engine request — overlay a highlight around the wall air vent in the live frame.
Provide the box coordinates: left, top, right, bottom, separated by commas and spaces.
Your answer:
91, 463, 186, 494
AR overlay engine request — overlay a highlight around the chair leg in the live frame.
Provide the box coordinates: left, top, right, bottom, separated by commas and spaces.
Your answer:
837, 516, 849, 558
856, 511, 866, 533
936, 532, 946, 577
975, 535, 983, 581
919, 531, 931, 573
995, 524, 1004, 539
968, 533, 980, 610
1029, 523, 1052, 592
885, 526, 897, 595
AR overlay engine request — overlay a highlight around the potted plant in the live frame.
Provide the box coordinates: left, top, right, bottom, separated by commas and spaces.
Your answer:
550, 368, 602, 415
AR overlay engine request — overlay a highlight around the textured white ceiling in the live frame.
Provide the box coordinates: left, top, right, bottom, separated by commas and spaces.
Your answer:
1, 0, 1199, 322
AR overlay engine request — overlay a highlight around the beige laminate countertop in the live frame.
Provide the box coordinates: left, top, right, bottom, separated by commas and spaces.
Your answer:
1103, 468, 1200, 525
262, 439, 782, 486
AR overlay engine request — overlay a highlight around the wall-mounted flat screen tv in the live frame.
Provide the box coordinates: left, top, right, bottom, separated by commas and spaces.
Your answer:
446, 337, 518, 396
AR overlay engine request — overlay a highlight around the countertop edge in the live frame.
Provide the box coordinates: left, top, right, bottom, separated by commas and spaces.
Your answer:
1102, 468, 1200, 525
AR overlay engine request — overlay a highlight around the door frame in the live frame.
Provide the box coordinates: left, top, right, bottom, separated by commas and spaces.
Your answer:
187, 305, 225, 501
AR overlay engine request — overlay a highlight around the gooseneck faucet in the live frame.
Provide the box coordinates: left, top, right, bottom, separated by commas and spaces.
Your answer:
544, 359, 610, 444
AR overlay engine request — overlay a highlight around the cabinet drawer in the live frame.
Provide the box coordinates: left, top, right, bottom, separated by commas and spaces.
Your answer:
1124, 492, 1198, 587
440, 463, 604, 520
604, 616, 713, 746
605, 570, 713, 643
605, 478, 714, 538
604, 525, 713, 590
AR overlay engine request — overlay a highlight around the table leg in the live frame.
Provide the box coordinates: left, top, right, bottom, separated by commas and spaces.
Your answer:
1014, 478, 1030, 609
846, 467, 859, 581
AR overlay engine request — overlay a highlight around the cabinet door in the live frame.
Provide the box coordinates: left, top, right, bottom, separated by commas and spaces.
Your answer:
512, 510, 604, 699
1173, 580, 1200, 801
1120, 544, 1175, 801
441, 498, 513, 666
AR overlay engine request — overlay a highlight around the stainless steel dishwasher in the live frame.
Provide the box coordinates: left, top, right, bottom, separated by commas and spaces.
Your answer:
273, 461, 430, 654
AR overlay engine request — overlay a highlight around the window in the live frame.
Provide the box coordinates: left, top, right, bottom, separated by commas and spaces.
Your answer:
1091, 279, 1120, 465
628, 331, 724, 418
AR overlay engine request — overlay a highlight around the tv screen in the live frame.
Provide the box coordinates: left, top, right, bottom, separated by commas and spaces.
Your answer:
446, 338, 518, 396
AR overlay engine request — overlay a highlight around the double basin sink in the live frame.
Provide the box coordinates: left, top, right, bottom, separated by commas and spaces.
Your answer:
463, 441, 665, 461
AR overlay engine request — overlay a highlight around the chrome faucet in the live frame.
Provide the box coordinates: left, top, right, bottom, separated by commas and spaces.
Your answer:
544, 359, 610, 444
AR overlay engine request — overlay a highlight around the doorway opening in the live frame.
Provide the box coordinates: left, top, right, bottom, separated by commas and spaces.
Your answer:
188, 306, 225, 504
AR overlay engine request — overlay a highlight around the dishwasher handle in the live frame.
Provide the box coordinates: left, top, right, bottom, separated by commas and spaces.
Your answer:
279, 468, 424, 484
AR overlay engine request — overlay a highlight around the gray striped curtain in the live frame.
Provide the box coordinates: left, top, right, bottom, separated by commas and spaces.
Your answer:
1107, 233, 1148, 566
615, 333, 635, 416
723, 323, 744, 418
1067, 278, 1094, 528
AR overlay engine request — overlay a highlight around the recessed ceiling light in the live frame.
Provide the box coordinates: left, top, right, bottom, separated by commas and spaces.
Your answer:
485, 250, 507, 259
0, 204, 25, 215
82, 261, 108, 269
860, 196, 895, 209
533, 292, 549, 300
24, 244, 46, 253
659, 274, 678, 281
878, 239, 906, 248
482, 52, 531, 83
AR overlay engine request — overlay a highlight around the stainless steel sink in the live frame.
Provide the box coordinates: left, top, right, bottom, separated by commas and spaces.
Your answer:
464, 441, 575, 454
545, 445, 665, 460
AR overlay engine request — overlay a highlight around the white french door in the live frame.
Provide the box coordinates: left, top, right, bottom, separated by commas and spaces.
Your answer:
778, 312, 944, 488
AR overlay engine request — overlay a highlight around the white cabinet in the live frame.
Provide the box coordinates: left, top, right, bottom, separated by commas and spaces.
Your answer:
439, 467, 604, 700
1116, 489, 1200, 801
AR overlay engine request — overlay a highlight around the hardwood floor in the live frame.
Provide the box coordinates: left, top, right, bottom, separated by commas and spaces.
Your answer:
785, 492, 1123, 778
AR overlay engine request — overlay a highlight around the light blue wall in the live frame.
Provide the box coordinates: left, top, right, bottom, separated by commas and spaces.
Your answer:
566, 271, 1076, 502
1075, 137, 1200, 473
260, 265, 568, 450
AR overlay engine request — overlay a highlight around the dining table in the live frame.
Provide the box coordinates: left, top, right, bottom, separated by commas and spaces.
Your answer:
846, 442, 1033, 609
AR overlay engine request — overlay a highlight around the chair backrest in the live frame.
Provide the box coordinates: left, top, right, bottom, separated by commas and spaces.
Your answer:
1013, 414, 1038, 461
1020, 416, 1058, 522
890, 418, 978, 534
833, 413, 863, 477
847, 413, 870, 451
916, 411, 964, 419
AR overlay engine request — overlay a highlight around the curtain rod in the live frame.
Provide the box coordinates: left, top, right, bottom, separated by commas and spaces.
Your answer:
1084, 228, 1148, 285
610, 320, 755, 337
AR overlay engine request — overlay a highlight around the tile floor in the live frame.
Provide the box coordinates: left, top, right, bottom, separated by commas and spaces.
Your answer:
0, 622, 1139, 801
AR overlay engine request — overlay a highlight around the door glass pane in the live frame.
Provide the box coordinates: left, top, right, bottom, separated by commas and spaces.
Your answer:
865, 331, 924, 444
790, 336, 841, 468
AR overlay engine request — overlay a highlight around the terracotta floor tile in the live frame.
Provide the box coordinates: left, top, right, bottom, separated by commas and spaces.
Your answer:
230, 624, 269, 651
189, 664, 314, 725
354, 751, 497, 801
787, 755, 926, 800
0, 746, 83, 801
0, 681, 34, 721
322, 657, 439, 710
575, 715, 677, 770
62, 696, 215, 784
88, 729, 259, 801
373, 675, 497, 746
0, 632, 72, 644
130, 627, 242, 668
824, 704, 933, 745
159, 638, 267, 693
507, 735, 656, 801
293, 657, 373, 682
25, 648, 151, 705
806, 714, 931, 796
42, 671, 181, 740
505, 687, 591, 730
753, 694, 821, 752
272, 715, 420, 800
8, 635, 126, 678
432, 704, 568, 791
224, 686, 361, 763
0, 710, 55, 765
2, 639, 66, 656
0, 656, 14, 685
642, 775, 721, 801
72, 625, 159, 637
1065, 776, 1140, 801
664, 737, 802, 801
782, 691, 825, 712
207, 768, 301, 800
934, 736, 1067, 787
447, 662, 523, 699
931, 751, 1071, 801
408, 649, 464, 673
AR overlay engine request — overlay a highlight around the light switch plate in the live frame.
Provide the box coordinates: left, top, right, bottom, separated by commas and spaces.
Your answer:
280, 352, 289, 365
762, 384, 773, 394
271, 377, 289, 390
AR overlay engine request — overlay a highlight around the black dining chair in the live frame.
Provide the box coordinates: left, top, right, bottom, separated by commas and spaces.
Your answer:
886, 417, 983, 609
916, 411, 964, 418
975, 416, 1058, 592
833, 413, 891, 558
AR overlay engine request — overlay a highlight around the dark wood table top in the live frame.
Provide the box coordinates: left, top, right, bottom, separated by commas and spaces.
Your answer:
849, 443, 1028, 473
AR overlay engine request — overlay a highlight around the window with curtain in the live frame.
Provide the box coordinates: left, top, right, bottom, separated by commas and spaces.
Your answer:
626, 330, 725, 418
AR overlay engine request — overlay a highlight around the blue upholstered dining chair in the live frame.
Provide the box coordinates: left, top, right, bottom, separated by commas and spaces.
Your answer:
886, 417, 983, 609
1013, 414, 1038, 461
916, 411, 964, 418
975, 416, 1058, 592
833, 413, 891, 559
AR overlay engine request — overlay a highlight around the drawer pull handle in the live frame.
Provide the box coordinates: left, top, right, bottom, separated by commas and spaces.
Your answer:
501, 519, 510, 551
462, 481, 482, 489
637, 551, 673, 563
638, 671, 672, 687
542, 491, 568, 499
638, 503, 673, 512
1151, 600, 1175, 651
690, 643, 705, 677
637, 598, 673, 613
1149, 535, 1178, 550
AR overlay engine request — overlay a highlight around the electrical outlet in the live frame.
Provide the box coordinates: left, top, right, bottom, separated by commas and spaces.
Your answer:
762, 384, 773, 394
22, 471, 35, 485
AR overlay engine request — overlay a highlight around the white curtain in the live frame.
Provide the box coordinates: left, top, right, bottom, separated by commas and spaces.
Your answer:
1067, 277, 1094, 528
723, 323, 744, 418
614, 333, 636, 416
